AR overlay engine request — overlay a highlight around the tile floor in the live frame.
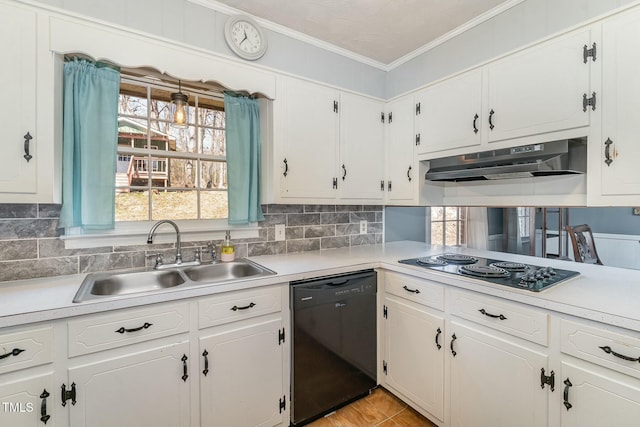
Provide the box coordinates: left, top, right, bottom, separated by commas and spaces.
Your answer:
306, 387, 437, 427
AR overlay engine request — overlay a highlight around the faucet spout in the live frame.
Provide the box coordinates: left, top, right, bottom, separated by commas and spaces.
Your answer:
147, 220, 182, 265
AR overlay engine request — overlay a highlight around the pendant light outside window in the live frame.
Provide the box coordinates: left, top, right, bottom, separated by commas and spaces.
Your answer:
170, 80, 189, 128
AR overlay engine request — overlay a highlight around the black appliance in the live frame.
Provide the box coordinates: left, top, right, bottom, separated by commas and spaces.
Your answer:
291, 270, 377, 426
399, 253, 579, 292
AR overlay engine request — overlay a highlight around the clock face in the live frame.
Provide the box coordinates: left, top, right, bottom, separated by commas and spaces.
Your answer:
225, 16, 267, 60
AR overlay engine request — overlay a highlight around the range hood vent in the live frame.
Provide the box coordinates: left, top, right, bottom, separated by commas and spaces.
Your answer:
424, 139, 587, 182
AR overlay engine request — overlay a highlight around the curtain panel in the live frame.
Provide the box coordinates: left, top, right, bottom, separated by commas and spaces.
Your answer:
224, 93, 265, 225
60, 58, 120, 231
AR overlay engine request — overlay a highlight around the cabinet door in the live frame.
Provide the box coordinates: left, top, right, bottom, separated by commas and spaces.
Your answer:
67, 341, 190, 427
339, 93, 384, 201
560, 361, 640, 427
200, 317, 284, 427
0, 3, 37, 194
485, 28, 591, 143
0, 373, 55, 426
449, 321, 548, 427
415, 69, 482, 155
279, 77, 338, 199
385, 96, 416, 204
599, 8, 640, 196
383, 295, 444, 420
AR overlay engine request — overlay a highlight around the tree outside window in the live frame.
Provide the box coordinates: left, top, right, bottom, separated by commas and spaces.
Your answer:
115, 75, 228, 221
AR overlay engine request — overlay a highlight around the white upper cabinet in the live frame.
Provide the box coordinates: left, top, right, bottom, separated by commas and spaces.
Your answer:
415, 69, 483, 155
339, 93, 385, 200
416, 27, 594, 161
277, 77, 339, 200
0, 4, 38, 197
484, 28, 592, 145
385, 96, 417, 204
273, 76, 384, 203
590, 6, 640, 205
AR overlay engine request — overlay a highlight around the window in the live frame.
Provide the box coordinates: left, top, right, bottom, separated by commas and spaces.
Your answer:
116, 74, 228, 222
430, 207, 466, 246
517, 207, 531, 239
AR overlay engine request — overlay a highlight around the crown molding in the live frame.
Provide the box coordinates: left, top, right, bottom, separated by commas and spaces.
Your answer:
387, 0, 526, 70
188, 0, 389, 70
189, 0, 525, 72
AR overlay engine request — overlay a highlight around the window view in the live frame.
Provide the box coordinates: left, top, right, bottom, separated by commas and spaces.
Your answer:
517, 207, 531, 239
116, 74, 227, 221
431, 207, 466, 246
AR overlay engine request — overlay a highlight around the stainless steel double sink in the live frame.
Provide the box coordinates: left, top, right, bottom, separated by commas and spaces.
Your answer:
73, 259, 276, 303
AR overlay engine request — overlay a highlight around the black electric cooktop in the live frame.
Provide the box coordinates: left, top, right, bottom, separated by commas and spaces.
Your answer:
398, 253, 580, 292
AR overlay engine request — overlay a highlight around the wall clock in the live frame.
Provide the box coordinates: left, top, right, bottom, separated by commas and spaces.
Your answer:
224, 15, 267, 61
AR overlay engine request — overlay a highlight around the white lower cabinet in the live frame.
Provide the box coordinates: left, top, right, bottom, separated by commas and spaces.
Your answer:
559, 360, 640, 427
0, 324, 56, 426
199, 317, 285, 427
0, 373, 55, 426
380, 272, 445, 422
382, 295, 444, 421
65, 341, 191, 427
448, 320, 549, 427
558, 317, 640, 427
49, 284, 289, 427
197, 284, 289, 427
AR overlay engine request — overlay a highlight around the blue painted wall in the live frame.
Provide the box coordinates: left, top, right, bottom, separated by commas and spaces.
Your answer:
384, 207, 427, 243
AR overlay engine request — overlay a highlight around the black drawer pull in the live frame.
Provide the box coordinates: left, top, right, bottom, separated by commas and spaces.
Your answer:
24, 132, 33, 162
563, 378, 573, 411
435, 327, 442, 350
115, 322, 153, 334
450, 333, 457, 357
181, 354, 188, 382
231, 302, 256, 311
40, 389, 50, 424
478, 308, 507, 320
0, 348, 25, 360
202, 350, 209, 376
402, 285, 421, 294
599, 345, 640, 363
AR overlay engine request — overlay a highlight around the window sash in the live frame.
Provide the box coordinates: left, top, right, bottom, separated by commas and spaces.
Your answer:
116, 75, 228, 222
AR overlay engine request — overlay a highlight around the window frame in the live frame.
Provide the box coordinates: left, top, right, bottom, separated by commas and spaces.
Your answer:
429, 206, 467, 247
62, 73, 260, 248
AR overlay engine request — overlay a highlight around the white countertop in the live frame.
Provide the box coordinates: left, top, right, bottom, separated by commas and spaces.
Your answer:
1, 241, 640, 331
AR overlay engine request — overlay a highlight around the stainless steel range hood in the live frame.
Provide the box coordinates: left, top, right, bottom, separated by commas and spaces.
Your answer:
424, 139, 587, 182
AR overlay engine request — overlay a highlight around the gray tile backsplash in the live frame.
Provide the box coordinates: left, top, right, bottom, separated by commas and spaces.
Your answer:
0, 203, 383, 282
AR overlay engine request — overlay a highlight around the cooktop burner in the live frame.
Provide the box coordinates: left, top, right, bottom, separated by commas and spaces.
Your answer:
398, 253, 579, 292
459, 264, 510, 278
437, 254, 477, 264
490, 262, 528, 272
416, 257, 448, 266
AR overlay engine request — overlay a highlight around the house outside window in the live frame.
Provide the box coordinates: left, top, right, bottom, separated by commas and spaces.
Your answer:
430, 207, 466, 246
116, 74, 228, 222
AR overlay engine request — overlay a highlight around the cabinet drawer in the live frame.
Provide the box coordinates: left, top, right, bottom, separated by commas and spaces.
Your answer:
384, 272, 444, 311
199, 285, 283, 329
0, 326, 53, 374
561, 319, 640, 379
449, 290, 548, 346
68, 302, 189, 357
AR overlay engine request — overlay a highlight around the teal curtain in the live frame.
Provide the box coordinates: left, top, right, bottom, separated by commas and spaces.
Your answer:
224, 92, 265, 225
60, 58, 120, 231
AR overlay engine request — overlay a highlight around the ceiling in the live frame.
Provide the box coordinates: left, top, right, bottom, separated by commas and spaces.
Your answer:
213, 0, 514, 66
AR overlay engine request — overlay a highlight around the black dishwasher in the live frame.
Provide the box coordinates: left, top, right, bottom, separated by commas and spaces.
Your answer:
291, 270, 377, 426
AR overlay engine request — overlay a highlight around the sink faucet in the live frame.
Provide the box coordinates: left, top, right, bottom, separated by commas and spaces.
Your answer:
147, 220, 182, 266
